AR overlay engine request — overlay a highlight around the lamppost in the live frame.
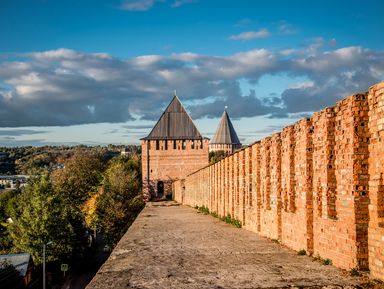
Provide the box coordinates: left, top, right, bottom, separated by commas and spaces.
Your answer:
43, 241, 52, 289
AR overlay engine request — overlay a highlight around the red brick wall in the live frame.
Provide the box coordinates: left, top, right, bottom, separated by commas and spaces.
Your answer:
312, 94, 370, 270
172, 81, 384, 280
142, 139, 209, 200
281, 123, 307, 252
368, 82, 384, 280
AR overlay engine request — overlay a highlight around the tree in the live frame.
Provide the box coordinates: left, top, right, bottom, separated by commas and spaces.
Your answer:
0, 190, 20, 254
7, 176, 81, 264
96, 155, 144, 247
82, 193, 98, 231
51, 150, 104, 207
209, 150, 227, 165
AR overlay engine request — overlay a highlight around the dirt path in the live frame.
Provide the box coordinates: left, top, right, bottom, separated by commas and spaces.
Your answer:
87, 202, 370, 289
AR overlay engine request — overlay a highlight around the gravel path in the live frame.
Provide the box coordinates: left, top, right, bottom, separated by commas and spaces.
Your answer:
87, 202, 369, 289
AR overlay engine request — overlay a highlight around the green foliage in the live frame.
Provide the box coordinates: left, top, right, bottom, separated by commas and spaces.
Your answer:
195, 205, 242, 228
95, 154, 144, 248
52, 150, 104, 207
0, 146, 143, 265
7, 176, 81, 264
197, 206, 209, 215
209, 150, 227, 165
0, 190, 20, 254
210, 211, 219, 218
321, 258, 332, 265
297, 249, 306, 256
219, 214, 242, 228
314, 255, 332, 266
350, 268, 361, 276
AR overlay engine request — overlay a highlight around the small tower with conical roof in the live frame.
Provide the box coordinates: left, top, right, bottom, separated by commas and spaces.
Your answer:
209, 108, 242, 154
141, 94, 209, 201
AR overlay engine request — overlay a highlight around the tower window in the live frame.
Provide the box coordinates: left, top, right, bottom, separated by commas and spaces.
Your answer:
156, 140, 159, 150
165, 140, 168, 150
173, 140, 177, 149
182, 140, 186, 150
191, 140, 195, 149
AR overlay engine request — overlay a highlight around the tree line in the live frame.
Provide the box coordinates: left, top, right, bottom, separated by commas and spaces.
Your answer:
0, 148, 144, 268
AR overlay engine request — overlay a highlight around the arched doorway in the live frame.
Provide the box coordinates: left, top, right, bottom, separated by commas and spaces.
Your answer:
157, 181, 164, 198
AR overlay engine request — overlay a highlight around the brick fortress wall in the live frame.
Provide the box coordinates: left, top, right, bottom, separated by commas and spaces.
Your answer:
142, 138, 209, 200
173, 81, 384, 280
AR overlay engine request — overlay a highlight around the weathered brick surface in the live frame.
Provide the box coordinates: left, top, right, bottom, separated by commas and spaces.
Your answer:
172, 81, 384, 280
368, 82, 384, 280
142, 139, 209, 200
312, 95, 370, 270
280, 120, 314, 253
244, 146, 252, 228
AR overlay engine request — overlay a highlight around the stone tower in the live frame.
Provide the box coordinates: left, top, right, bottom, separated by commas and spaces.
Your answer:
141, 94, 209, 201
209, 109, 242, 154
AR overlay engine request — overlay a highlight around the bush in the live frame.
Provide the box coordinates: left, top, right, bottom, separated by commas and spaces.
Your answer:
297, 249, 306, 256
197, 206, 209, 215
319, 258, 332, 265
350, 268, 361, 276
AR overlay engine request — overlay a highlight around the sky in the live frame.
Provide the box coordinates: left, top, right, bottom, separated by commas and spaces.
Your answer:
0, 0, 384, 146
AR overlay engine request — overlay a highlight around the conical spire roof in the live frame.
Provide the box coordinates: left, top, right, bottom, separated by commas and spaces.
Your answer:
210, 109, 241, 145
143, 95, 203, 140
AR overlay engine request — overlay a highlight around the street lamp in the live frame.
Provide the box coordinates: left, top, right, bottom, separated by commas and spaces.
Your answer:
43, 241, 52, 289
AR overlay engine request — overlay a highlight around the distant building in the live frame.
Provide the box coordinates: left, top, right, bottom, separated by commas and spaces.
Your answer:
209, 108, 242, 154
0, 253, 34, 287
141, 94, 209, 201
0, 175, 29, 190
120, 147, 131, 157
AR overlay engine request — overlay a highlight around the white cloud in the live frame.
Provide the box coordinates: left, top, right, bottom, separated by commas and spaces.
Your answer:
277, 21, 298, 35
0, 45, 383, 127
234, 18, 253, 27
120, 0, 156, 11
30, 48, 81, 60
228, 29, 270, 41
171, 0, 197, 8
119, 0, 195, 11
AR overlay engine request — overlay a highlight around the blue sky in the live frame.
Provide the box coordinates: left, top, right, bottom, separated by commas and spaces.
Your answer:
0, 0, 383, 146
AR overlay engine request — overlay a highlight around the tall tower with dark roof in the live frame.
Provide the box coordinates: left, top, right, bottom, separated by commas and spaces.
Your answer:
141, 94, 209, 201
209, 109, 242, 154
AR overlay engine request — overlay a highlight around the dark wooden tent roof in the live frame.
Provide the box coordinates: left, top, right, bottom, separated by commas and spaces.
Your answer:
142, 95, 203, 140
210, 110, 241, 145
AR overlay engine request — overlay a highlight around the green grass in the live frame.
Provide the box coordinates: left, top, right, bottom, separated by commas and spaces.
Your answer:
197, 205, 210, 215
210, 211, 219, 218
194, 206, 242, 228
297, 249, 306, 256
321, 258, 332, 265
350, 268, 361, 277
218, 213, 242, 228
313, 255, 332, 265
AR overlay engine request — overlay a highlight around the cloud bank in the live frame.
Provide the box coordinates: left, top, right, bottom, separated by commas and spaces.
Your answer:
0, 45, 383, 127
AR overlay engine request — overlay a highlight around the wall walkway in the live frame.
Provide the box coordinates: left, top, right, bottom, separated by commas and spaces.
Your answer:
87, 202, 367, 288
